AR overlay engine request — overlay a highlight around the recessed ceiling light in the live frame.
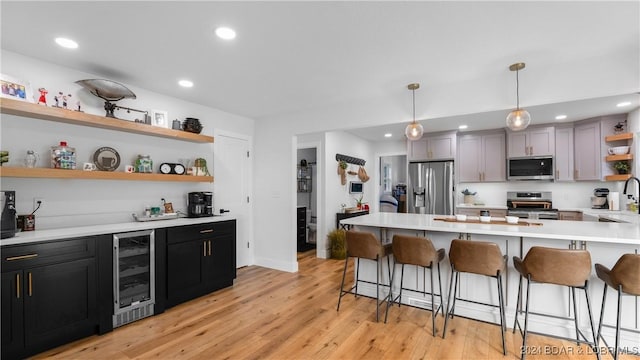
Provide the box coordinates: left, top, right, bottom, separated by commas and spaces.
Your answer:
215, 27, 236, 40
617, 101, 632, 107
384, 133, 393, 138
555, 115, 567, 120
458, 125, 468, 130
178, 80, 194, 88
55, 37, 78, 49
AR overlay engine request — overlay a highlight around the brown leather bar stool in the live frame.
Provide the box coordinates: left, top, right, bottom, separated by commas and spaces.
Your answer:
513, 246, 600, 360
383, 234, 446, 336
336, 230, 392, 322
595, 253, 640, 360
443, 239, 507, 355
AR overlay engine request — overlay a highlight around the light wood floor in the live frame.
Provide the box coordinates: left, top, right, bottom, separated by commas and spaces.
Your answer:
34, 251, 637, 359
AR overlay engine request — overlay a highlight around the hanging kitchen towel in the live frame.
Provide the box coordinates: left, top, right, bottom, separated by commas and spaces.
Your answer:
358, 166, 370, 182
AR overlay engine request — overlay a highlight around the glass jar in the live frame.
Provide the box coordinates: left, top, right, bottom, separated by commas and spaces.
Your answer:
51, 141, 76, 169
24, 150, 39, 168
135, 154, 153, 173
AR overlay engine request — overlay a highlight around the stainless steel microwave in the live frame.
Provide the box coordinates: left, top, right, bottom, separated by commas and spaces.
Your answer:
507, 156, 554, 181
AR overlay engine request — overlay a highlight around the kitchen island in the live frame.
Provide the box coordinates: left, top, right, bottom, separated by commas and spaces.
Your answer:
340, 213, 639, 350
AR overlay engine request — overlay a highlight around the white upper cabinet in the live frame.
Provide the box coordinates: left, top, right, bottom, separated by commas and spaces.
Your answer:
408, 131, 456, 162
554, 127, 574, 181
574, 121, 601, 180
507, 126, 555, 157
457, 130, 505, 182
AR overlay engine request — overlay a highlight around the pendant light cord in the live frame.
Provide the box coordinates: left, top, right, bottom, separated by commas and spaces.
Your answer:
516, 69, 520, 110
412, 88, 416, 124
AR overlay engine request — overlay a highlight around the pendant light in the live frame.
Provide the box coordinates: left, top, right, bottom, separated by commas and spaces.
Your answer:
405, 83, 424, 141
506, 63, 531, 131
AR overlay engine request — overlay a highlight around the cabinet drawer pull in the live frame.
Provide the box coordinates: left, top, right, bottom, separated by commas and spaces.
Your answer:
203, 241, 207, 257
28, 272, 33, 296
6, 253, 38, 261
16, 273, 20, 299
200, 229, 214, 234
208, 240, 212, 256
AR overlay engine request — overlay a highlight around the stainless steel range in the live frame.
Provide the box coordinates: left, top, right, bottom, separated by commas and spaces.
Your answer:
506, 191, 558, 220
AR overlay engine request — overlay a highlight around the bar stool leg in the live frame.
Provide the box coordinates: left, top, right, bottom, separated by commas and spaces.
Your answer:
430, 263, 436, 336
398, 264, 405, 308
337, 255, 349, 311
437, 262, 445, 317
376, 255, 380, 322
384, 258, 397, 323
614, 286, 622, 360
583, 283, 601, 360
522, 275, 532, 360
571, 287, 581, 345
355, 258, 360, 297
450, 272, 460, 317
497, 273, 506, 355
596, 283, 607, 349
513, 275, 523, 334
442, 269, 459, 338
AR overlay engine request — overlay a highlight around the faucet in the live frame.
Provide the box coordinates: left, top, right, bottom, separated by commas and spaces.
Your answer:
623, 176, 640, 214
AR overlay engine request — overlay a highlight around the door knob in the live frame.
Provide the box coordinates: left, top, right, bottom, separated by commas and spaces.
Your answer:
219, 209, 230, 214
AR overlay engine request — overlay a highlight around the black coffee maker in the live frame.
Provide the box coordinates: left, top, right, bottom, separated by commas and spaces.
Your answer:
188, 192, 213, 217
1, 191, 17, 239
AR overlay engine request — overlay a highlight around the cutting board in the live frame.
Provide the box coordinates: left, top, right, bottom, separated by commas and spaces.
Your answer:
434, 217, 542, 226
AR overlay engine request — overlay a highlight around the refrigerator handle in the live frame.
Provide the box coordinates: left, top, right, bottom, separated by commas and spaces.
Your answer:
445, 162, 454, 215
429, 168, 436, 214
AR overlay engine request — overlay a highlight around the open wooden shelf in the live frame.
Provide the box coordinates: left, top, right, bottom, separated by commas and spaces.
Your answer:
0, 98, 214, 143
605, 174, 632, 181
0, 167, 213, 183
605, 154, 633, 162
605, 133, 633, 142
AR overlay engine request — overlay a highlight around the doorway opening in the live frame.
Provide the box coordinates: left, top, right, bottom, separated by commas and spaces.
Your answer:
296, 147, 317, 252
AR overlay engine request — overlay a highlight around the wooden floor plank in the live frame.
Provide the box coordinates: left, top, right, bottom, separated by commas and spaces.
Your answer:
32, 250, 639, 360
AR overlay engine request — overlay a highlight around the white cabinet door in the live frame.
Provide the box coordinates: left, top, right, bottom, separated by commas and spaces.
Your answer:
574, 122, 601, 180
482, 132, 506, 181
555, 127, 574, 181
507, 132, 528, 158
408, 138, 429, 161
529, 126, 555, 156
429, 133, 456, 160
458, 134, 482, 182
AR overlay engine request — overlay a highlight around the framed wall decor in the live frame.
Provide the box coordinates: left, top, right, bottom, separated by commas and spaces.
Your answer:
1, 74, 33, 102
151, 109, 168, 128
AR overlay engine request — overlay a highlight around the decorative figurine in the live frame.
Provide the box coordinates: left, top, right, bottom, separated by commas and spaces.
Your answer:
75, 100, 83, 112
37, 88, 48, 105
614, 121, 625, 134
53, 91, 63, 107
62, 93, 71, 109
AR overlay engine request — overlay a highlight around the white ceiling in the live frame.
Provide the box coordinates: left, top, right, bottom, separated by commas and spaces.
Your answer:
1, 1, 639, 140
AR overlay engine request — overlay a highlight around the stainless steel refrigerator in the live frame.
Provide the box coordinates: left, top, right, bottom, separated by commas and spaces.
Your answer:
408, 161, 454, 215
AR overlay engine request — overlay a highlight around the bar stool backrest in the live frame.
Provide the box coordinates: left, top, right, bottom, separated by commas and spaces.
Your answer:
610, 254, 640, 296
449, 239, 505, 277
392, 235, 437, 267
346, 230, 384, 260
521, 247, 591, 287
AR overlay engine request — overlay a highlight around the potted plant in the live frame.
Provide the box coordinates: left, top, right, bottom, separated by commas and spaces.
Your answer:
354, 193, 364, 209
613, 161, 630, 175
461, 188, 477, 205
327, 229, 346, 259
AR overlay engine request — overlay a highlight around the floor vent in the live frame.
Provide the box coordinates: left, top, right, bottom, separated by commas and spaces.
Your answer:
113, 303, 154, 328
408, 297, 432, 309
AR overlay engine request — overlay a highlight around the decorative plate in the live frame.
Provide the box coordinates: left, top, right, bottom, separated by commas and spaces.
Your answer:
93, 146, 120, 171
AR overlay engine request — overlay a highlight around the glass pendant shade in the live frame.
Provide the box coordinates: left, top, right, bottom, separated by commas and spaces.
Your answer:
405, 122, 424, 140
506, 108, 531, 131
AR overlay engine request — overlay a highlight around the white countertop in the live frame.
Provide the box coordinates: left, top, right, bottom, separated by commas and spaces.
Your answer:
0, 215, 237, 246
456, 204, 507, 209
340, 213, 640, 246
570, 208, 640, 224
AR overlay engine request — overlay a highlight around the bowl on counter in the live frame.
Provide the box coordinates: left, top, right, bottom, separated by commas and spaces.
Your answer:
480, 215, 491, 223
505, 216, 519, 224
455, 214, 467, 221
608, 146, 630, 155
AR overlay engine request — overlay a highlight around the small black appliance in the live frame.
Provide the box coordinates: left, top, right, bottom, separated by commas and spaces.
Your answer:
188, 192, 213, 217
1, 191, 17, 239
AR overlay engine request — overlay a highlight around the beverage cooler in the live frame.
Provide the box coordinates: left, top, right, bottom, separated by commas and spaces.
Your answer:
113, 230, 155, 327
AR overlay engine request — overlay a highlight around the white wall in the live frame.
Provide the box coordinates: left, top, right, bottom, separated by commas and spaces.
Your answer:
0, 51, 255, 229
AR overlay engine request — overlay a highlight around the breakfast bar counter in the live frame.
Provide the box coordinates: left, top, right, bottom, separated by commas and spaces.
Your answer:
340, 212, 639, 349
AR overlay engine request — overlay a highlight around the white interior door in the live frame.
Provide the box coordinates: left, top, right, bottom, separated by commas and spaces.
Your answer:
214, 133, 252, 268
